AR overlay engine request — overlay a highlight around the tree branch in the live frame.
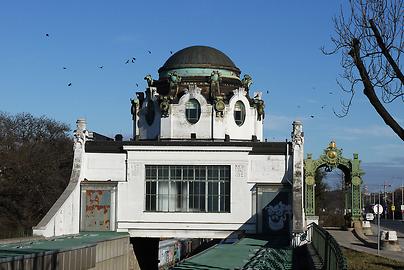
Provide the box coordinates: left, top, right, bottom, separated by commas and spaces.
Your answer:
349, 38, 404, 141
369, 19, 404, 85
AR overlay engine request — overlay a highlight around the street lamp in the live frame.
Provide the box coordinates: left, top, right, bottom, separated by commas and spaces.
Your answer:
383, 181, 391, 219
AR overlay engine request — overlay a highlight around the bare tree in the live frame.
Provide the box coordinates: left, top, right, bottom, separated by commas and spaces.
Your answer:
324, 0, 403, 140
0, 112, 73, 235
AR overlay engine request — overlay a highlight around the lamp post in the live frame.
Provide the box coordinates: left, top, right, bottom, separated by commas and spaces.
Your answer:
383, 181, 391, 219
392, 189, 395, 221
402, 180, 404, 221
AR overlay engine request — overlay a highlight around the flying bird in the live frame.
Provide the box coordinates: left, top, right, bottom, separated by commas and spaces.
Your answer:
125, 59, 130, 64
170, 51, 173, 54
310, 115, 314, 118
45, 33, 49, 37
98, 66, 104, 69
147, 50, 152, 54
62, 67, 67, 70
136, 83, 139, 87
132, 57, 136, 63
266, 90, 269, 94
321, 105, 326, 109
68, 83, 72, 86
329, 91, 333, 94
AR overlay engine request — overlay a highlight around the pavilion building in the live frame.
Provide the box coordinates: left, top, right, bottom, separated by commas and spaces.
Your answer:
33, 46, 305, 244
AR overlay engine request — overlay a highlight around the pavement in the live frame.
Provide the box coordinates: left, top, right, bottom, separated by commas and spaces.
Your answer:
327, 220, 404, 263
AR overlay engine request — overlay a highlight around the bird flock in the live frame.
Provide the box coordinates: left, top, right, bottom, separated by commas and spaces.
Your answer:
44, 33, 335, 122
44, 33, 162, 89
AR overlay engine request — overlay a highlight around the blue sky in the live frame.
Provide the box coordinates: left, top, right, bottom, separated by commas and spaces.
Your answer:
0, 1, 403, 192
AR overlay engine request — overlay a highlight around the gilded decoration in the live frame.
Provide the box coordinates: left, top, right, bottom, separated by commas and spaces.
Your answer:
214, 96, 225, 117
159, 95, 172, 118
305, 176, 315, 186
352, 176, 361, 186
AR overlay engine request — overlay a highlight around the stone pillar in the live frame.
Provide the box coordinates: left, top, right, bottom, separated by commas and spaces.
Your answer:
291, 121, 304, 235
74, 118, 89, 147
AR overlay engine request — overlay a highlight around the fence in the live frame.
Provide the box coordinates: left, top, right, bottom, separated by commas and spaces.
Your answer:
307, 223, 347, 270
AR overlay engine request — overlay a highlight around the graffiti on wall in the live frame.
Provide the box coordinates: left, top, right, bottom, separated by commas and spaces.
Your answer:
84, 190, 111, 231
262, 191, 291, 234
265, 201, 292, 231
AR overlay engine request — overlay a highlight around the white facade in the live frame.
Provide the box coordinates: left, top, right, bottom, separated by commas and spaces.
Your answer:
34, 119, 304, 240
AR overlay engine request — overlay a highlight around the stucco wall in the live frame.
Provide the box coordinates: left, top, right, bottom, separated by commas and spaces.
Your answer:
84, 153, 126, 181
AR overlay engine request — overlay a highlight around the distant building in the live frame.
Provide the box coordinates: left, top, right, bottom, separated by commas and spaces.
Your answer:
33, 46, 305, 243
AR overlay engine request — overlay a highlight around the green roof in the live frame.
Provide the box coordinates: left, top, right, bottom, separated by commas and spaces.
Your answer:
173, 237, 293, 270
0, 231, 128, 263
158, 45, 241, 75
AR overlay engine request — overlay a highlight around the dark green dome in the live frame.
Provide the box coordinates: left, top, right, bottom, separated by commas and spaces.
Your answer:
158, 46, 240, 74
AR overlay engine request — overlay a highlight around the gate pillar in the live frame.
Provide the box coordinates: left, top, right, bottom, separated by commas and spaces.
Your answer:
304, 154, 316, 218
351, 153, 363, 221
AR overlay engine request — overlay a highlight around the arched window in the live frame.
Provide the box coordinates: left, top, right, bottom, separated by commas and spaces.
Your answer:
234, 101, 246, 126
185, 99, 201, 124
145, 100, 155, 125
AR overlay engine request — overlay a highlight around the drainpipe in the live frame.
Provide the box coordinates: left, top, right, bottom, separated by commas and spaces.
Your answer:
285, 139, 293, 186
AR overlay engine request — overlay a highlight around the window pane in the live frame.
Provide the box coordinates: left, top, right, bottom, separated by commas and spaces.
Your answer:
183, 167, 194, 180
208, 195, 219, 212
208, 167, 219, 181
146, 194, 151, 211
195, 166, 206, 180
220, 195, 225, 211
158, 166, 169, 180
225, 195, 230, 212
170, 166, 182, 180
146, 165, 157, 180
158, 194, 169, 211
185, 99, 201, 124
234, 101, 246, 126
158, 182, 169, 211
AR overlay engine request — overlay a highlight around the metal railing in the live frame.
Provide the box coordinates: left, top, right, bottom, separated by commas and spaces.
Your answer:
0, 229, 32, 240
307, 223, 347, 270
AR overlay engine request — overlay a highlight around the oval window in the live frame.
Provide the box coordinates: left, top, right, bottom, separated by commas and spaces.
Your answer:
234, 101, 246, 126
145, 100, 155, 125
185, 99, 201, 124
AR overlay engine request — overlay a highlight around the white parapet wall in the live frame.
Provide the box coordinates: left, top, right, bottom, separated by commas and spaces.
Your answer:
32, 119, 87, 237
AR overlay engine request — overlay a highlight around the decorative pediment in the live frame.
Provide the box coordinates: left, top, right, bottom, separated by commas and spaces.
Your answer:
186, 85, 202, 98
233, 88, 247, 97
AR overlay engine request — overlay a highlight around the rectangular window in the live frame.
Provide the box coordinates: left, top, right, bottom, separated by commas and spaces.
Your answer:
145, 165, 230, 213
